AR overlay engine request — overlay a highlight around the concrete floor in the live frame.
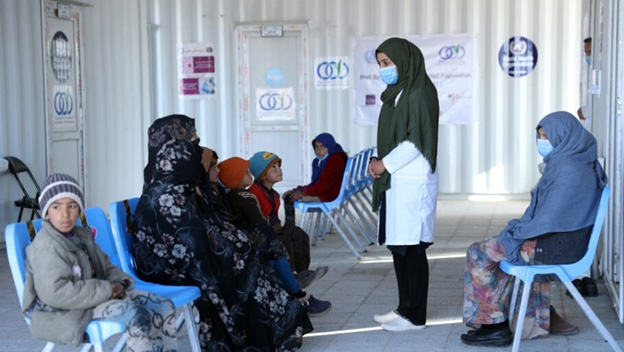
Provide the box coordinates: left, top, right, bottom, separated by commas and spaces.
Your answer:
2, 200, 623, 351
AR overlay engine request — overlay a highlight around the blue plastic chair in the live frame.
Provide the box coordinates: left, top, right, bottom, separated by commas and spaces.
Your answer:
5, 220, 126, 352
500, 186, 622, 352
109, 199, 202, 352
294, 157, 369, 259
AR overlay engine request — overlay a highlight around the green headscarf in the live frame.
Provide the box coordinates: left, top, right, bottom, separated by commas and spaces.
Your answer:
372, 37, 440, 210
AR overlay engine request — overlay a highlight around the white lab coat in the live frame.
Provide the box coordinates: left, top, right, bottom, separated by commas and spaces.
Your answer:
380, 140, 438, 245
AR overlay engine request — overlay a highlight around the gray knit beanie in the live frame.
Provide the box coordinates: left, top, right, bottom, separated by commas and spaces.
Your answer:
38, 173, 84, 217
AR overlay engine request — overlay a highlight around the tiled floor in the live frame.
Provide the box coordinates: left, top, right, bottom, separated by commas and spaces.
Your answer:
2, 200, 623, 351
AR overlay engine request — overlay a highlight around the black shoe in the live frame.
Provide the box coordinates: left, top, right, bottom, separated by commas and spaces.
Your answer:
582, 277, 598, 297
460, 328, 512, 347
566, 279, 585, 297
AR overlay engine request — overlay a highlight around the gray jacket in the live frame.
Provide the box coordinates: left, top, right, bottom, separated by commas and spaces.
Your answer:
23, 220, 133, 346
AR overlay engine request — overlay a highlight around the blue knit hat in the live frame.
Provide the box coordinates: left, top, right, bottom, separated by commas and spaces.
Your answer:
38, 173, 84, 217
249, 151, 281, 182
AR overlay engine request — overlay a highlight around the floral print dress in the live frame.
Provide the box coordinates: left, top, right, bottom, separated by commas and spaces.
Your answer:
131, 115, 304, 351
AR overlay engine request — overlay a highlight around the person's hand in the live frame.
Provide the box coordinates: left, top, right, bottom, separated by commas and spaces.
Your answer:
368, 159, 386, 179
111, 282, 126, 299
282, 190, 293, 201
289, 190, 304, 201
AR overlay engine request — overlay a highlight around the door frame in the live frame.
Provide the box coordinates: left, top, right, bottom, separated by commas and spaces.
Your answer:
235, 23, 310, 186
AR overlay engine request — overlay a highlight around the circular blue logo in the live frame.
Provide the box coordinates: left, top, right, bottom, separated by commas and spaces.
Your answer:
498, 36, 538, 77
259, 92, 293, 111
365, 50, 377, 64
316, 60, 350, 81
265, 67, 285, 88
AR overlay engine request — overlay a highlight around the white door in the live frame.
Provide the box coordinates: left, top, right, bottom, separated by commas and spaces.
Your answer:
235, 24, 309, 191
42, 1, 86, 196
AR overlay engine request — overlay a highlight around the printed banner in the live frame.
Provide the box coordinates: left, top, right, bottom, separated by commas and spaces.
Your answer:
255, 88, 297, 120
314, 56, 351, 89
354, 34, 476, 125
178, 42, 216, 98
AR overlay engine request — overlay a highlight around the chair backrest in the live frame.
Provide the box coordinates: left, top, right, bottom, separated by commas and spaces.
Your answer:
83, 207, 123, 268
566, 186, 611, 278
109, 198, 141, 278
5, 222, 33, 309
320, 157, 354, 209
5, 156, 42, 194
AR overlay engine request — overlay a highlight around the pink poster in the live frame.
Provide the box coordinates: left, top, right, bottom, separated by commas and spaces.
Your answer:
178, 43, 216, 98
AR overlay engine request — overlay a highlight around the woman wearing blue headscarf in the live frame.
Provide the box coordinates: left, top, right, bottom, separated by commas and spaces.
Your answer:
283, 133, 348, 225
461, 111, 608, 347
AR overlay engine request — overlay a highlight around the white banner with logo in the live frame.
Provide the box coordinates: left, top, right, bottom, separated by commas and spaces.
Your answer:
354, 34, 476, 125
255, 87, 297, 120
314, 56, 351, 89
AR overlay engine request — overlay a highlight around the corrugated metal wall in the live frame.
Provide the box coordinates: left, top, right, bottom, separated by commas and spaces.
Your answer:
0, 0, 46, 238
0, 0, 583, 239
147, 0, 583, 196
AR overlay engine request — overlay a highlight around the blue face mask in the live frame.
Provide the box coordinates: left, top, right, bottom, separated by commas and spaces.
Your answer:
537, 139, 554, 157
585, 56, 592, 65
316, 153, 329, 162
379, 66, 399, 85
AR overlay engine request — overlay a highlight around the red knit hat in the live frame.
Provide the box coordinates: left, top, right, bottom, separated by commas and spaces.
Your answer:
217, 157, 250, 189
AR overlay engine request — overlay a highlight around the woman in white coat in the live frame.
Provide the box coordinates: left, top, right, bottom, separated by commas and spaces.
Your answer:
368, 37, 439, 332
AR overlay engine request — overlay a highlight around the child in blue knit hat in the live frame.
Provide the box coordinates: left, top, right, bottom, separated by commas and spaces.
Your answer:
249, 151, 329, 289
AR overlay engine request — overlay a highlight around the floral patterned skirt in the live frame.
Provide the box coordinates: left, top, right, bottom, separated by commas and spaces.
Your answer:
463, 236, 551, 339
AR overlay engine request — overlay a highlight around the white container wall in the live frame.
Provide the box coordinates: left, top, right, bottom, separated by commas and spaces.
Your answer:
146, 0, 583, 197
0, 0, 584, 239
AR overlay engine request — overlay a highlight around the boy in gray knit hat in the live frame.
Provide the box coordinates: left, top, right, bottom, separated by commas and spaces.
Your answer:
23, 173, 179, 350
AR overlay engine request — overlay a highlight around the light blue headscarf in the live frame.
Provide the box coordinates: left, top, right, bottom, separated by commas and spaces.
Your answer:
498, 111, 608, 263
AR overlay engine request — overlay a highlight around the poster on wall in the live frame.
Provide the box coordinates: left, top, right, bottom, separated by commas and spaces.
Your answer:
49, 30, 77, 131
314, 56, 351, 89
255, 88, 297, 120
354, 34, 476, 125
178, 42, 216, 98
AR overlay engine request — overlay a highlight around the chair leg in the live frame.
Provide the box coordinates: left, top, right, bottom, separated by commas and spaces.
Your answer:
563, 281, 623, 352
334, 211, 367, 253
183, 303, 202, 352
510, 278, 532, 352
345, 198, 375, 244
42, 342, 55, 352
79, 343, 93, 352
507, 277, 521, 327
323, 212, 361, 260
313, 211, 322, 240
112, 334, 128, 352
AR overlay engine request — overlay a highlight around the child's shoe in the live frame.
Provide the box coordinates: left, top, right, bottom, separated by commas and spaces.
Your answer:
300, 294, 331, 317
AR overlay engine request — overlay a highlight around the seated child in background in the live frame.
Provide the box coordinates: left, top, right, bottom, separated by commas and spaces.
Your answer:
23, 173, 177, 351
218, 157, 332, 317
282, 133, 348, 225
248, 151, 328, 288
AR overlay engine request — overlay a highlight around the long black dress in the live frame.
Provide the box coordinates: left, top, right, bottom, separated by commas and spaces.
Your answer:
131, 114, 303, 351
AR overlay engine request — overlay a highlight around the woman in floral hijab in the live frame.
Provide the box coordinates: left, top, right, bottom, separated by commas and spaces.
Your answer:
131, 114, 304, 351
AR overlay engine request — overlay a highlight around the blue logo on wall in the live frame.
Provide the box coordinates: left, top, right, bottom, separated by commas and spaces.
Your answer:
265, 67, 285, 88
365, 50, 377, 64
316, 60, 350, 80
259, 92, 293, 111
498, 36, 538, 77
439, 45, 466, 60
54, 91, 73, 116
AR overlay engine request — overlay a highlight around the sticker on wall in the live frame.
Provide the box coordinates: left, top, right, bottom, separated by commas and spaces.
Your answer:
178, 42, 216, 98
314, 57, 350, 89
50, 31, 72, 83
52, 85, 76, 130
265, 67, 285, 88
255, 88, 296, 120
498, 36, 538, 77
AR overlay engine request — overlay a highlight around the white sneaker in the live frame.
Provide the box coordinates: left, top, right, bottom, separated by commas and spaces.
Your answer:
374, 310, 399, 323
381, 316, 426, 332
